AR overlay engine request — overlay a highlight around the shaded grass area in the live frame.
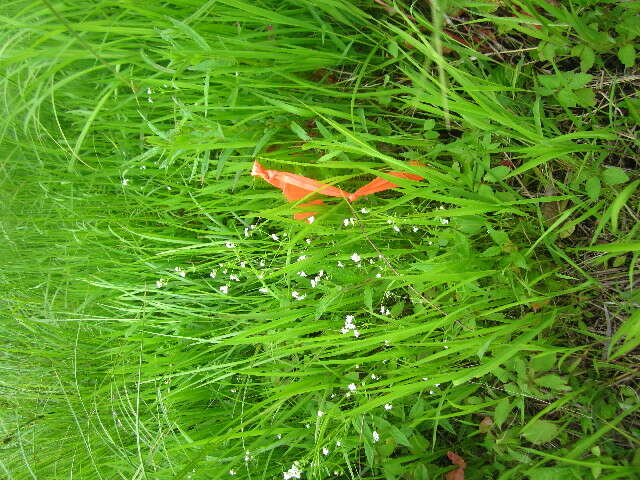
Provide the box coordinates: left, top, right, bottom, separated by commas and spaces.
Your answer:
1, 0, 639, 479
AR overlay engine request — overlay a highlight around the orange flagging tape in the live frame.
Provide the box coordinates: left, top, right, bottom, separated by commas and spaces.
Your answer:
251, 161, 424, 221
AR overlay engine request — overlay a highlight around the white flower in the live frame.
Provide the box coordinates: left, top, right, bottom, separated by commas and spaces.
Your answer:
429, 390, 434, 394
360, 208, 369, 214
271, 234, 280, 241
350, 253, 361, 262
371, 373, 378, 380
147, 97, 153, 103
380, 306, 390, 315
240, 261, 246, 268
322, 447, 329, 456
305, 238, 312, 244
298, 271, 307, 277
259, 287, 269, 293
317, 410, 324, 417
121, 178, 129, 186
259, 260, 265, 267
372, 431, 380, 442
353, 329, 360, 338
435, 383, 441, 387
244, 451, 251, 462
283, 462, 302, 480
384, 339, 390, 346
375, 273, 382, 278
307, 216, 315, 224
297, 255, 308, 261
209, 270, 217, 279
146, 87, 153, 95
387, 219, 393, 224
310, 278, 319, 288
440, 218, 449, 225
230, 274, 240, 281
277, 433, 282, 439
345, 314, 355, 323
244, 227, 250, 237
292, 291, 306, 301
422, 377, 429, 381
347, 383, 357, 392
412, 226, 419, 232
229, 469, 236, 476
337, 261, 344, 268
340, 327, 349, 334
155, 279, 166, 288
443, 345, 449, 349
225, 241, 236, 248
392, 225, 400, 232
305, 424, 310, 429
250, 224, 257, 230
318, 270, 324, 277
384, 403, 393, 410
220, 285, 229, 294
336, 440, 341, 447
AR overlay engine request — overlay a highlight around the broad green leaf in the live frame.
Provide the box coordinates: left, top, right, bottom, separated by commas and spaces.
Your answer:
535, 374, 570, 391
618, 44, 636, 67
580, 46, 595, 72
602, 167, 629, 185
521, 419, 559, 444
585, 177, 601, 202
494, 398, 512, 428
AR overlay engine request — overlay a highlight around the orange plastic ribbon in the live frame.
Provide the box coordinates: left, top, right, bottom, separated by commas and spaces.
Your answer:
251, 161, 424, 220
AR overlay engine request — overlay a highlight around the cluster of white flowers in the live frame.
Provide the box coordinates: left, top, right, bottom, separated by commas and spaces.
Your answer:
283, 461, 302, 480
225, 241, 236, 248
121, 178, 129, 186
229, 274, 240, 282
155, 278, 167, 288
347, 383, 357, 392
380, 305, 391, 315
174, 266, 186, 278
310, 270, 324, 288
384, 403, 393, 411
220, 285, 229, 294
372, 431, 380, 442
271, 234, 280, 241
343, 217, 356, 227
440, 218, 449, 225
350, 253, 361, 263
360, 207, 369, 214
209, 270, 217, 279
340, 315, 359, 337
322, 447, 330, 456
292, 291, 306, 301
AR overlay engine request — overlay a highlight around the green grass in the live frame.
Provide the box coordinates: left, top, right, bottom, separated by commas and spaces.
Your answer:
1, 0, 639, 479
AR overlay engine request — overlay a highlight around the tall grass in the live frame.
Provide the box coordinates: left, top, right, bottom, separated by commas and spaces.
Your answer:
1, 1, 638, 479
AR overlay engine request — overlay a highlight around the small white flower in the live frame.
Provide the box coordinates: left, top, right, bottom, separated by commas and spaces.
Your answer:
121, 178, 129, 186
347, 383, 357, 392
307, 216, 315, 224
140, 165, 146, 170
375, 273, 382, 278
337, 261, 344, 268
147, 97, 153, 103
353, 329, 360, 338
250, 224, 256, 230
371, 373, 378, 380
298, 271, 307, 277
220, 285, 229, 294
277, 434, 282, 439
297, 255, 308, 261
230, 388, 237, 393
322, 447, 329, 456
317, 410, 324, 417
412, 226, 419, 232
230, 274, 240, 281
155, 279, 166, 288
336, 440, 341, 447
229, 469, 236, 476
240, 261, 246, 268
283, 462, 302, 480
225, 241, 236, 248
209, 270, 217, 279
318, 270, 324, 277
223, 269, 228, 274
166, 186, 171, 190
259, 287, 269, 293
305, 238, 312, 244
146, 87, 153, 95
345, 315, 355, 323
350, 253, 361, 263
429, 390, 434, 394
372, 431, 379, 442
310, 278, 318, 288
440, 218, 449, 225
435, 383, 441, 387
340, 328, 348, 334
387, 219, 393, 224
444, 345, 449, 349
384, 403, 393, 410
360, 208, 369, 214
259, 260, 265, 267
392, 225, 400, 232
244, 451, 251, 462
305, 424, 310, 429
271, 234, 280, 241
244, 227, 250, 237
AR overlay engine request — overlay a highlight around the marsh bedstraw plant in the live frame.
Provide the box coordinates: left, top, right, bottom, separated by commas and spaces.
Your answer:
1, 0, 639, 479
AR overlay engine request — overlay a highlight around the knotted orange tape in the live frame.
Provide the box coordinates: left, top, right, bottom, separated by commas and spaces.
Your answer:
251, 161, 424, 220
